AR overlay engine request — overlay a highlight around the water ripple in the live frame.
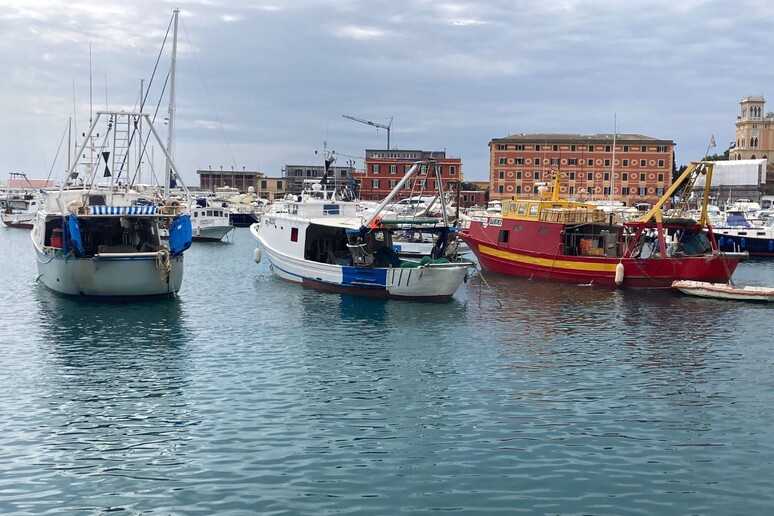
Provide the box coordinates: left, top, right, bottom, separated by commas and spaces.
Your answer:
1, 229, 773, 514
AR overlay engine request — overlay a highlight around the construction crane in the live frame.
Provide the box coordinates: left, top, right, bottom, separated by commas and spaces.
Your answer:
342, 115, 392, 150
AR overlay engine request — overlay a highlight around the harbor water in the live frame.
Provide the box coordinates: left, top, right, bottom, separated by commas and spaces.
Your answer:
1, 226, 773, 514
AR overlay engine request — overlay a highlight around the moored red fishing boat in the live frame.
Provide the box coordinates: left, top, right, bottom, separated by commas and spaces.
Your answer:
459, 160, 748, 288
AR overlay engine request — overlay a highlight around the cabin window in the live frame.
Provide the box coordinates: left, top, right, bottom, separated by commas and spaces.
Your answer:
498, 230, 509, 243
517, 203, 527, 215
528, 204, 538, 216
291, 227, 299, 242
513, 225, 523, 231
538, 227, 549, 234
509, 202, 517, 212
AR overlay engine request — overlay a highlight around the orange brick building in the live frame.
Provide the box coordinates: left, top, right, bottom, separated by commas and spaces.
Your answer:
359, 149, 463, 201
488, 133, 675, 206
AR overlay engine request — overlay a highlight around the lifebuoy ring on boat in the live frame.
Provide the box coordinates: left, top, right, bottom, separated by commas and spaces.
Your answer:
370, 216, 383, 228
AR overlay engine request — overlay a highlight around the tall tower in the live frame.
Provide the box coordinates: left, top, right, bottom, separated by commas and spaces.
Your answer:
733, 96, 769, 160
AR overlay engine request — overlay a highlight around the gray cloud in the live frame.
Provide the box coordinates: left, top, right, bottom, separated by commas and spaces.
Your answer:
1, 0, 773, 186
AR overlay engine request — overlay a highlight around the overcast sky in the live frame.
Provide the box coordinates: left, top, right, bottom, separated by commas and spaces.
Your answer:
1, 0, 773, 186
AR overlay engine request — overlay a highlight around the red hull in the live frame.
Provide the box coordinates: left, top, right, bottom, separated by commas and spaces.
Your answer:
460, 221, 744, 289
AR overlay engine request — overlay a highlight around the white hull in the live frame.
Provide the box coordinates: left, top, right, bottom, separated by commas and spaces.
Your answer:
672, 280, 774, 302
193, 224, 234, 241
35, 248, 183, 297
252, 221, 471, 301
1, 211, 35, 228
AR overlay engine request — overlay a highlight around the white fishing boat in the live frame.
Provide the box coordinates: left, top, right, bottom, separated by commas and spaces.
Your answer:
672, 280, 774, 302
31, 110, 192, 298
250, 158, 474, 301
2, 196, 41, 229
189, 200, 235, 242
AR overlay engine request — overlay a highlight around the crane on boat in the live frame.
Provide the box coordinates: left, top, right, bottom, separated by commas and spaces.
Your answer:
342, 115, 393, 150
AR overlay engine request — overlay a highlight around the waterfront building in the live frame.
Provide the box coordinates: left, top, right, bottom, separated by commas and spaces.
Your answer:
283, 163, 355, 196
732, 96, 774, 161
196, 167, 264, 192
360, 149, 463, 201
488, 133, 675, 207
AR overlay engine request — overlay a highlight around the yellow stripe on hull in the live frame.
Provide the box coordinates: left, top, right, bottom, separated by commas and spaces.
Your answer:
479, 244, 619, 273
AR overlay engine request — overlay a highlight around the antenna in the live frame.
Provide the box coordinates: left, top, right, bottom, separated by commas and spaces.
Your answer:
342, 115, 392, 149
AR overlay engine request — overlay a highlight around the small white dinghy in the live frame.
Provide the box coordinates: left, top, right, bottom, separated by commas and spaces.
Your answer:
672, 280, 774, 302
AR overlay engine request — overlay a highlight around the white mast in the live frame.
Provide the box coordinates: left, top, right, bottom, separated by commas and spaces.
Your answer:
165, 8, 179, 197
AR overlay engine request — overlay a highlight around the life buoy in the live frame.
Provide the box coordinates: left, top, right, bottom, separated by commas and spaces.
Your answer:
369, 216, 383, 228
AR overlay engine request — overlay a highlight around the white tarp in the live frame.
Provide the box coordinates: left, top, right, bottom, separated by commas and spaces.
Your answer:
693, 159, 767, 187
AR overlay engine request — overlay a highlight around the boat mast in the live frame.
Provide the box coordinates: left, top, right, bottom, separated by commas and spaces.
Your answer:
165, 8, 179, 198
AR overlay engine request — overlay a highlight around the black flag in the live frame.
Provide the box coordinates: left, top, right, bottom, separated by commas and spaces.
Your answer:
102, 151, 111, 177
